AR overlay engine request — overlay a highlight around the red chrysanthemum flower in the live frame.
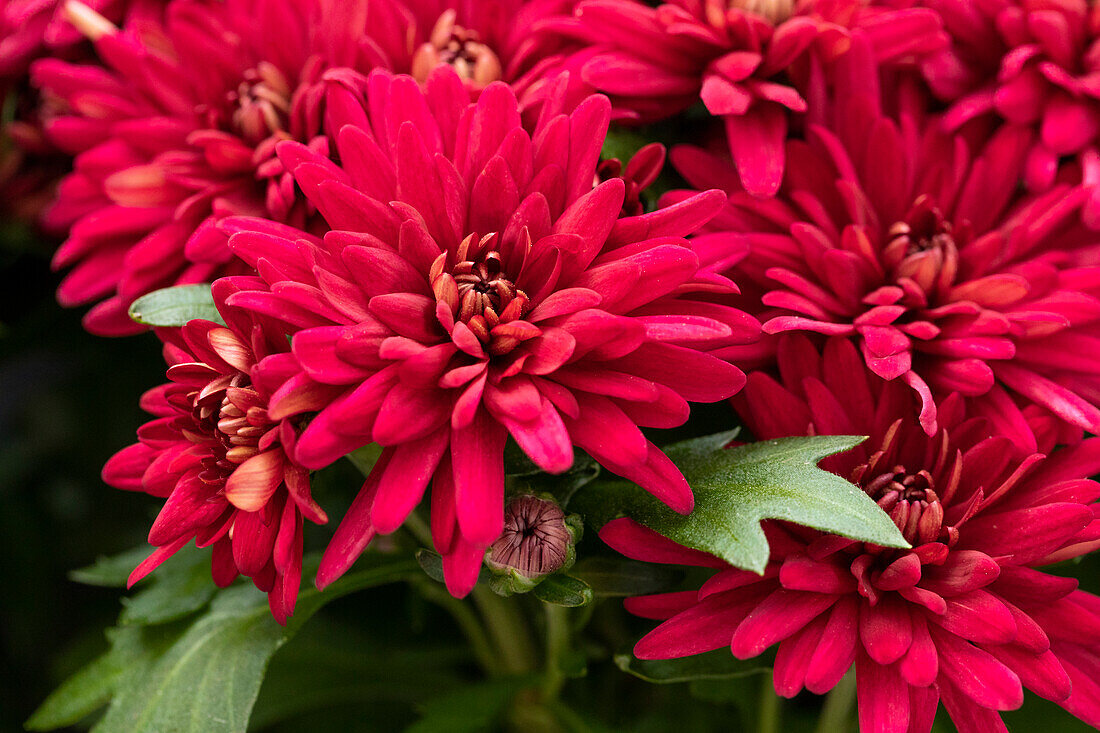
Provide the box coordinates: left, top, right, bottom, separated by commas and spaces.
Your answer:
915, 0, 1100, 208
102, 280, 327, 623
540, 0, 946, 195
32, 0, 584, 337
673, 48, 1100, 450
219, 68, 758, 597
30, 0, 405, 335
603, 335, 1100, 732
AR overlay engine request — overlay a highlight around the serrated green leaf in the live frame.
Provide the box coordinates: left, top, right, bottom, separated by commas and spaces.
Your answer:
25, 647, 126, 730
70, 544, 216, 625
26, 620, 189, 731
128, 284, 224, 327
70, 546, 155, 587
573, 433, 908, 573
407, 676, 537, 733
570, 556, 682, 597
614, 649, 769, 684
532, 575, 592, 607
120, 550, 216, 626
85, 555, 417, 733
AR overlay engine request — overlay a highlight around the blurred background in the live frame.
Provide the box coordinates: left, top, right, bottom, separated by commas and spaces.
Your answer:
0, 225, 165, 732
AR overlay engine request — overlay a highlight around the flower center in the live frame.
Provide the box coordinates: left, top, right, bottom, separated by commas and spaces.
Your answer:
227, 62, 292, 145
489, 495, 570, 577
187, 372, 270, 482
430, 232, 532, 352
454, 251, 516, 319
880, 195, 961, 295
411, 9, 503, 87
863, 465, 946, 545
721, 0, 796, 24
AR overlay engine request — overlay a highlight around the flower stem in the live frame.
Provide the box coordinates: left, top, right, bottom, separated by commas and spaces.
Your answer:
541, 603, 571, 701
757, 674, 782, 733
814, 669, 856, 733
415, 579, 501, 676
472, 586, 537, 675
403, 507, 434, 547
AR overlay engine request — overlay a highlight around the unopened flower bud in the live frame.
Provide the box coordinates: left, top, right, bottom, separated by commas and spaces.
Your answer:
486, 494, 581, 595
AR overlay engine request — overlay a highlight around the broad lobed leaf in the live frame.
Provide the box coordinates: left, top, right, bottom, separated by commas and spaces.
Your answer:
28, 553, 418, 733
573, 432, 908, 573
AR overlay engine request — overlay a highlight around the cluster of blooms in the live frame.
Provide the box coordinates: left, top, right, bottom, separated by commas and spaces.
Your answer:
9, 0, 1100, 729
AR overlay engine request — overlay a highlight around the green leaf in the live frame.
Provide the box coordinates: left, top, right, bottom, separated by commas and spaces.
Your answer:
29, 556, 419, 733
70, 544, 216, 625
70, 546, 154, 587
570, 556, 682, 597
120, 547, 216, 626
504, 446, 601, 506
25, 646, 127, 730
688, 678, 761, 706
417, 549, 490, 588
601, 127, 655, 167
346, 442, 384, 477
407, 676, 536, 733
532, 575, 593, 607
615, 649, 769, 684
572, 433, 908, 573
128, 284, 224, 327
26, 620, 189, 731
250, 626, 468, 730
416, 549, 446, 584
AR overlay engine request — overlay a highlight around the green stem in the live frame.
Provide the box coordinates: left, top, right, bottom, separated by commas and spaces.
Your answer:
415, 579, 500, 676
814, 669, 856, 733
403, 507, 434, 547
757, 673, 781, 733
541, 604, 571, 701
472, 586, 536, 675
393, 501, 505, 677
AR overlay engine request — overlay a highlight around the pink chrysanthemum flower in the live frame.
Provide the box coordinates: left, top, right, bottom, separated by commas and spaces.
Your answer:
30, 0, 403, 335
540, 0, 945, 195
916, 0, 1100, 207
397, 0, 582, 106
0, 0, 153, 79
0, 104, 69, 224
102, 280, 327, 623
674, 54, 1100, 449
603, 335, 1100, 732
219, 68, 757, 597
